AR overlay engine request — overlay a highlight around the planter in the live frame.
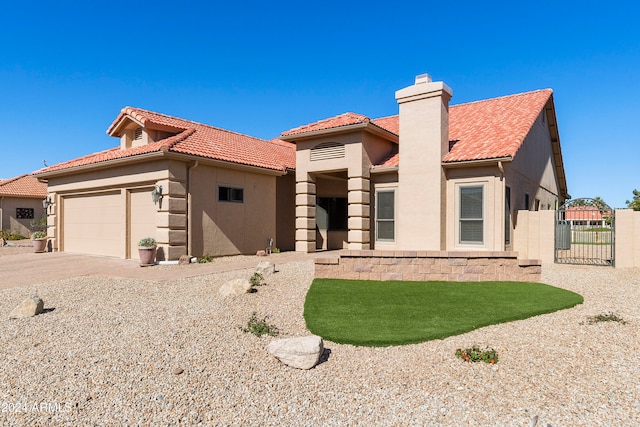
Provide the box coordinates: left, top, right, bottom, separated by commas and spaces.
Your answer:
138, 245, 157, 266
32, 238, 48, 253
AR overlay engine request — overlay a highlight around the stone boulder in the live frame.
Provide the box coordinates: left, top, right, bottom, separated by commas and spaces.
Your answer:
218, 278, 252, 298
267, 335, 324, 370
9, 296, 44, 319
255, 261, 275, 276
178, 255, 191, 265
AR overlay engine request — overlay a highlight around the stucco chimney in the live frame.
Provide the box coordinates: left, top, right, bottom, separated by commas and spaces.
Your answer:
395, 74, 453, 250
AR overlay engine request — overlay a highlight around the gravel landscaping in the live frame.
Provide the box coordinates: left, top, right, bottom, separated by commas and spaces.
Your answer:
1, 258, 639, 426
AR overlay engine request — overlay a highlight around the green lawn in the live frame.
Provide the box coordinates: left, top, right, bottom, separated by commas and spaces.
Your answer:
304, 279, 583, 347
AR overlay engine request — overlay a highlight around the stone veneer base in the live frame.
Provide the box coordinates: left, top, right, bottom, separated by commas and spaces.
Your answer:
314, 250, 541, 282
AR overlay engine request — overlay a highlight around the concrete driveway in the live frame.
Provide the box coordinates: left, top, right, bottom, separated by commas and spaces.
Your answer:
0, 246, 330, 290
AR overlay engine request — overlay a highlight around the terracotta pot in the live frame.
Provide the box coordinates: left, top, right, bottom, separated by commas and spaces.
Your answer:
138, 245, 157, 266
32, 238, 48, 253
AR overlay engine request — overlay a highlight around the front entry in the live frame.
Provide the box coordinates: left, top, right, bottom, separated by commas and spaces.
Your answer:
316, 197, 348, 250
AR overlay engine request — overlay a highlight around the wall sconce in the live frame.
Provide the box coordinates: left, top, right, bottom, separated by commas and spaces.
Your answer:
151, 185, 163, 205
42, 196, 53, 210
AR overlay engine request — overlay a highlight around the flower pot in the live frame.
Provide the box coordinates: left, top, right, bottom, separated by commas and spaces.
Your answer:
138, 245, 157, 266
32, 238, 48, 253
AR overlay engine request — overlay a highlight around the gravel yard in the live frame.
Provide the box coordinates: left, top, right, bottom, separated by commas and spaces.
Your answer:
0, 258, 638, 426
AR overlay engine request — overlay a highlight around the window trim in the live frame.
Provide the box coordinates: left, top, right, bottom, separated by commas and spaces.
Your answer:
375, 188, 396, 243
457, 183, 485, 246
218, 185, 244, 203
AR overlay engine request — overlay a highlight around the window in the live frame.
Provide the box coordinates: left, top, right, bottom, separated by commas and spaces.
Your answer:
316, 197, 347, 231
218, 186, 244, 203
376, 190, 395, 241
505, 186, 511, 246
459, 185, 483, 244
16, 208, 34, 219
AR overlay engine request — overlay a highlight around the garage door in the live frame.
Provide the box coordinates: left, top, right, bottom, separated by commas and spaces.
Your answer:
63, 192, 123, 257
129, 189, 157, 260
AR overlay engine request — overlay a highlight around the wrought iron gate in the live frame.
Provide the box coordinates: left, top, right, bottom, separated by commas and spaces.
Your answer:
555, 198, 615, 266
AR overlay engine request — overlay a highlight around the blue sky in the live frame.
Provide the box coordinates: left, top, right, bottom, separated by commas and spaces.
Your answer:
1, 1, 638, 208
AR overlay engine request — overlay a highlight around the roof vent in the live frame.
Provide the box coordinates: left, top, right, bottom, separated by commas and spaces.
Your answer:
415, 73, 432, 85
134, 127, 143, 140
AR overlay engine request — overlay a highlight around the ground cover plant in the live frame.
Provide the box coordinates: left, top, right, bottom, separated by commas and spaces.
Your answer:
240, 312, 279, 337
304, 279, 583, 346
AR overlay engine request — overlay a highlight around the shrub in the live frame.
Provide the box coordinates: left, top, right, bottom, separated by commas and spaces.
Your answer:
1, 230, 26, 240
240, 312, 279, 337
138, 237, 157, 247
455, 346, 499, 364
198, 254, 214, 263
583, 311, 627, 325
250, 272, 265, 287
272, 247, 281, 254
31, 231, 47, 239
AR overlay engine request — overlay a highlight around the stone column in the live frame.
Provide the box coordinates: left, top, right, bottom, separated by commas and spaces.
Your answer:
347, 175, 370, 250
295, 176, 316, 252
156, 179, 187, 260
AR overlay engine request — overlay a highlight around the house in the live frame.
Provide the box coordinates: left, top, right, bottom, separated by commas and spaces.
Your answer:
35, 74, 568, 261
0, 174, 48, 238
281, 74, 568, 253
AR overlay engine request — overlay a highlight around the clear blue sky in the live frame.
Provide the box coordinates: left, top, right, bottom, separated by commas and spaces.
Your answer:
1, 1, 638, 208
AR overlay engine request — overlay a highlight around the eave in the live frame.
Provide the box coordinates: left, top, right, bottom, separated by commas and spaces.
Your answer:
280, 122, 399, 144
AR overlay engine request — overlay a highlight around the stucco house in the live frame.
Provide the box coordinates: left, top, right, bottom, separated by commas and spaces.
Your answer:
35, 74, 568, 260
0, 174, 48, 238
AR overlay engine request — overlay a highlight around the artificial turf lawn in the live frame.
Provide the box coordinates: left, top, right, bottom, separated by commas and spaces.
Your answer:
304, 279, 583, 347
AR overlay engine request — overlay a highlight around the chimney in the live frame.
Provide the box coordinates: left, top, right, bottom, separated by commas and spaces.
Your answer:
394, 74, 453, 250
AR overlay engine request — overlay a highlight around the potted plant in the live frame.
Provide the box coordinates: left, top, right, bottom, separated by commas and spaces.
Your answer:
138, 237, 157, 266
31, 231, 48, 253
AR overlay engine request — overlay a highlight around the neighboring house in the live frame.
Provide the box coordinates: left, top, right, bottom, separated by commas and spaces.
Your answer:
34, 73, 568, 260
0, 174, 48, 237
564, 206, 609, 227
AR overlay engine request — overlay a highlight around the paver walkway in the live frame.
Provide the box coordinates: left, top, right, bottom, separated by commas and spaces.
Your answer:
0, 246, 336, 290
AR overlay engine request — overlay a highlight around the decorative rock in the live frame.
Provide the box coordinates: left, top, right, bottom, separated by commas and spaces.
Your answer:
256, 250, 267, 257
9, 296, 44, 319
178, 255, 191, 265
256, 261, 274, 276
173, 368, 184, 375
218, 278, 252, 298
0, 237, 5, 246
267, 335, 324, 370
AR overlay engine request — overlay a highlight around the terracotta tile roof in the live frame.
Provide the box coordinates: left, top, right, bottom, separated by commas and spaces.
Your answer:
0, 174, 47, 198
372, 151, 399, 169
281, 112, 370, 136
445, 89, 552, 162
37, 108, 296, 175
296, 89, 553, 165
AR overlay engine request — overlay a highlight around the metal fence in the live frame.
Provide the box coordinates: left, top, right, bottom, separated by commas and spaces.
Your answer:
554, 199, 615, 266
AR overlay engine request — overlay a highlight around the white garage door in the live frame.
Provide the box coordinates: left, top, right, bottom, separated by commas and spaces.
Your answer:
63, 192, 123, 257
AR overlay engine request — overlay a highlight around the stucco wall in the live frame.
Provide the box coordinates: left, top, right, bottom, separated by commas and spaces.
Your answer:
190, 164, 277, 257
506, 109, 561, 213
0, 197, 46, 237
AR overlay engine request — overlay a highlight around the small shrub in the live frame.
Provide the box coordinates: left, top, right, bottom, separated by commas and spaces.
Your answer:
138, 237, 156, 247
240, 312, 279, 337
455, 346, 499, 364
198, 254, 214, 263
250, 272, 265, 287
272, 247, 281, 254
583, 311, 627, 325
1, 230, 26, 240
31, 231, 47, 239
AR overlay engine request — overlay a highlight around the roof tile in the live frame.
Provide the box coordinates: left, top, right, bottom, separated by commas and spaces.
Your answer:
0, 174, 47, 198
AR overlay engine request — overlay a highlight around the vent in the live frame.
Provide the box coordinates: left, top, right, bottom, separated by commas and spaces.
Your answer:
310, 142, 345, 161
134, 127, 143, 140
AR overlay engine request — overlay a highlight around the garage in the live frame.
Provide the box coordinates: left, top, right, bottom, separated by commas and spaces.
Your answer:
63, 192, 123, 257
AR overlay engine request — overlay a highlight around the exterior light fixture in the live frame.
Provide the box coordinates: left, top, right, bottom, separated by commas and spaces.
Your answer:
42, 196, 53, 210
151, 185, 163, 205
